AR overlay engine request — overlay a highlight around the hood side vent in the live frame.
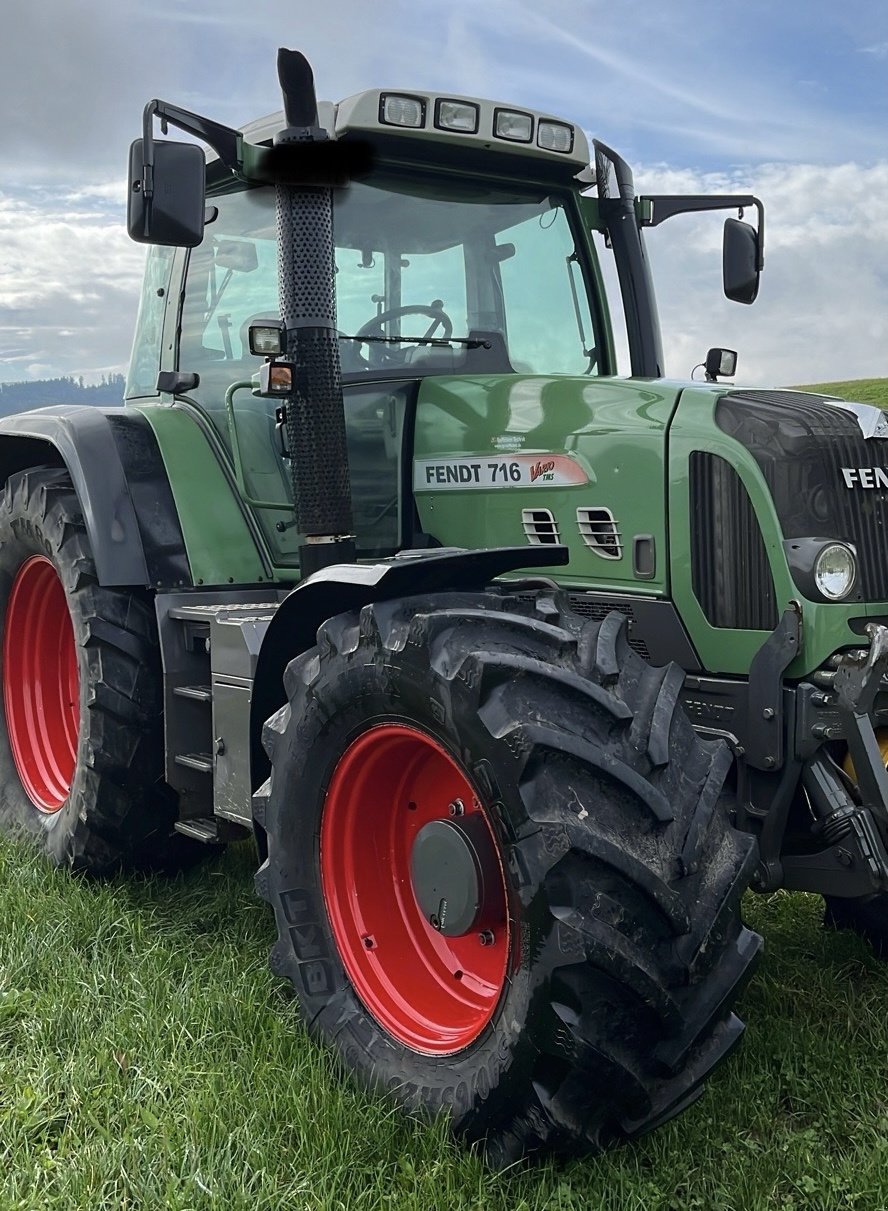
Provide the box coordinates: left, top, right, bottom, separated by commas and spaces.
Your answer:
522, 508, 560, 545
577, 507, 622, 559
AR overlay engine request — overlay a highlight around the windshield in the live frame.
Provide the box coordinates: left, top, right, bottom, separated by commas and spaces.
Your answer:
179, 172, 601, 405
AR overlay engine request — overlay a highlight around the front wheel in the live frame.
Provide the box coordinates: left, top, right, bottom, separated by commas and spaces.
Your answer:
256, 590, 760, 1162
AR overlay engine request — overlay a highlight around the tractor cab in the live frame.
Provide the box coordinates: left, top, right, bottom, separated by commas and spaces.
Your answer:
126, 92, 614, 567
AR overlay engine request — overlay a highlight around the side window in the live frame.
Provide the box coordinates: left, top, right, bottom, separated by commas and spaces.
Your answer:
126, 245, 174, 398
181, 235, 277, 368
498, 207, 597, 375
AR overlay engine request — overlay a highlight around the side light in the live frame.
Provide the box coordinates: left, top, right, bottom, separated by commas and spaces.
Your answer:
379, 94, 426, 128
256, 360, 293, 396
493, 109, 533, 143
537, 120, 574, 153
435, 99, 479, 133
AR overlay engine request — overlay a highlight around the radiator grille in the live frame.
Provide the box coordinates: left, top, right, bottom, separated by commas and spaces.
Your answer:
717, 390, 888, 601
689, 451, 777, 630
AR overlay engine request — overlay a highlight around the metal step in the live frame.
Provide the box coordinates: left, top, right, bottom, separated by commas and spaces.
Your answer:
174, 815, 251, 844
173, 685, 213, 703
169, 602, 279, 622
174, 752, 214, 774
174, 817, 224, 844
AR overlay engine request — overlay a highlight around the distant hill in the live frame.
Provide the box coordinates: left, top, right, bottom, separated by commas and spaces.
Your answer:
791, 378, 887, 404
0, 374, 126, 417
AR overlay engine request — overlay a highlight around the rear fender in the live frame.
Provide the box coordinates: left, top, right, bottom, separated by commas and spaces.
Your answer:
0, 407, 191, 589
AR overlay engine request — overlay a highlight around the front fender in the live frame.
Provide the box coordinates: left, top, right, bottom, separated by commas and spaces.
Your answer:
249, 544, 568, 781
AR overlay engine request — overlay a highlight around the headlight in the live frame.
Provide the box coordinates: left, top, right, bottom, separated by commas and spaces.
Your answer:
814, 543, 857, 600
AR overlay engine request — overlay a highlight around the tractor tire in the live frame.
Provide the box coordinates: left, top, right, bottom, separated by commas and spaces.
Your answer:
255, 590, 761, 1163
823, 895, 888, 956
0, 466, 200, 874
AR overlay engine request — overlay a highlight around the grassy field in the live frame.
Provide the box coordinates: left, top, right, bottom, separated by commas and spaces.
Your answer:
3, 377, 888, 1210
792, 377, 887, 403
3, 839, 888, 1211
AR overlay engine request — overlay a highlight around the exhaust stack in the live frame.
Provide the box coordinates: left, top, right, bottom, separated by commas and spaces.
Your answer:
275, 49, 355, 575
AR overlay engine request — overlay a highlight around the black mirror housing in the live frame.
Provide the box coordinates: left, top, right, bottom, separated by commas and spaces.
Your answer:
723, 217, 760, 304
127, 139, 206, 247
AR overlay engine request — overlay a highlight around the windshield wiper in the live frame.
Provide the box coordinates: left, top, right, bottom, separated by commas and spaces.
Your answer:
339, 334, 491, 348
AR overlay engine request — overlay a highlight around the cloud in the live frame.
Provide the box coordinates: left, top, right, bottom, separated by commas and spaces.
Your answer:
625, 159, 888, 386
0, 188, 144, 383
3, 0, 887, 184
0, 0, 886, 390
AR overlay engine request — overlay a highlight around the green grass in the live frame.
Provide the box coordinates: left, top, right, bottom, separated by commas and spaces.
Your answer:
2, 836, 888, 1211
792, 377, 887, 404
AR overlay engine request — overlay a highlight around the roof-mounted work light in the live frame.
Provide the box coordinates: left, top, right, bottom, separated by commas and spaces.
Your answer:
435, 99, 479, 133
494, 109, 533, 142
379, 94, 426, 128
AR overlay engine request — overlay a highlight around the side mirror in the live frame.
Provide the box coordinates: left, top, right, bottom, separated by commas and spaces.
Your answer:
723, 217, 760, 304
127, 138, 206, 247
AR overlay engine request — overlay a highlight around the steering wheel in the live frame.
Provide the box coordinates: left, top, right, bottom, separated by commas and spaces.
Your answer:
351, 303, 453, 366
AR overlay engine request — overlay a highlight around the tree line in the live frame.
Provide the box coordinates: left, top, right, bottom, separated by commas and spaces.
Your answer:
0, 374, 126, 416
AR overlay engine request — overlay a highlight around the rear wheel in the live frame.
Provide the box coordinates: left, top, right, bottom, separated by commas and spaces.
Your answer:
256, 589, 761, 1162
0, 466, 197, 873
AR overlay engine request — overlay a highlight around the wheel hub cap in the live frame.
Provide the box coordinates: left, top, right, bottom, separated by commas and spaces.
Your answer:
410, 815, 502, 937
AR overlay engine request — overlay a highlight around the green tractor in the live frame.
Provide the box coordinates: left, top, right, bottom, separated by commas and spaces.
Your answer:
1, 47, 885, 1163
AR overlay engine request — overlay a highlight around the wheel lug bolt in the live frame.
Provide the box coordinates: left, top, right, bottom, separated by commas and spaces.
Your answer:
429, 914, 441, 931
448, 798, 465, 817
478, 930, 495, 946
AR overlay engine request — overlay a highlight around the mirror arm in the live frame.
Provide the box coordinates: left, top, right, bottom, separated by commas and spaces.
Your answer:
140, 100, 242, 199
641, 194, 765, 269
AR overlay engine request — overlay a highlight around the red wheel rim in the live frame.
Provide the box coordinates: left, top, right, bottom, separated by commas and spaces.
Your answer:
321, 724, 510, 1054
3, 556, 80, 812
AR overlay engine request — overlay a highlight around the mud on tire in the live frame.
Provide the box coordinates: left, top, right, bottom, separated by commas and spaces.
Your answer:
0, 466, 199, 874
256, 589, 761, 1163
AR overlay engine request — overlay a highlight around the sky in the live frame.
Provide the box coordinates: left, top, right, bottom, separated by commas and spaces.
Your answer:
0, 0, 886, 388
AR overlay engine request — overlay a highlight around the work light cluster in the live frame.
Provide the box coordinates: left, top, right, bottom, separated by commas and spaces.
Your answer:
378, 93, 574, 154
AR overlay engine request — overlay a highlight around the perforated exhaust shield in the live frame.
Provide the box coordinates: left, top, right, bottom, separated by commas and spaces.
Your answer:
276, 182, 353, 537
275, 49, 354, 545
